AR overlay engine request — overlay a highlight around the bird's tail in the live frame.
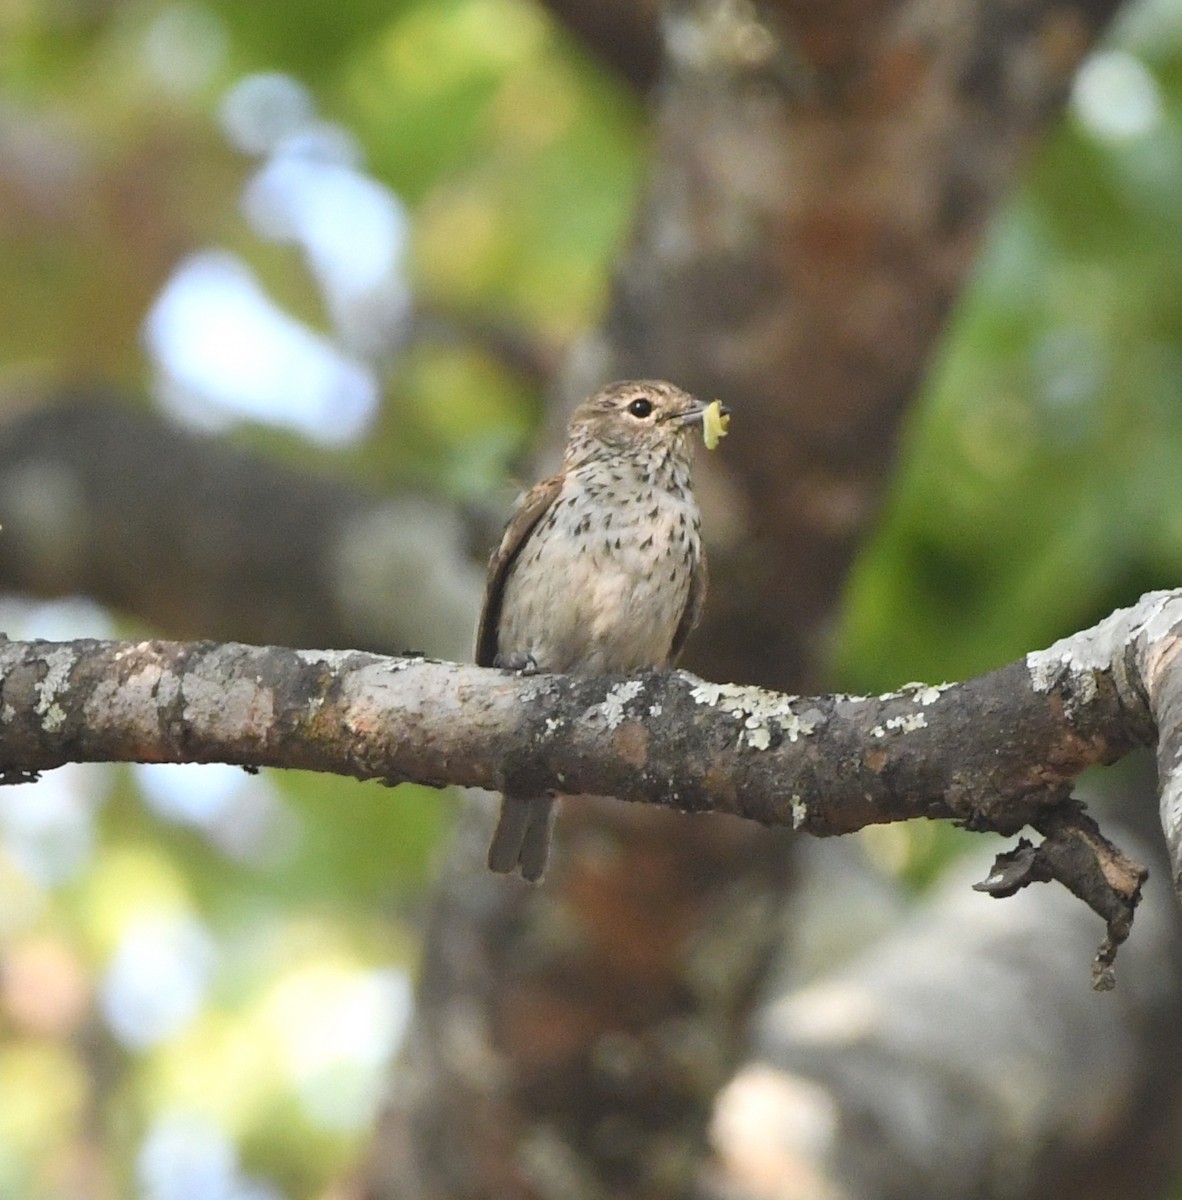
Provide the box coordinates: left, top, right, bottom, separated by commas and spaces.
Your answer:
487, 794, 556, 882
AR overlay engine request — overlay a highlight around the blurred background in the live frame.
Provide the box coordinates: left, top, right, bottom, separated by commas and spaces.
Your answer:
4, 0, 1182, 1197
0, 7, 634, 1193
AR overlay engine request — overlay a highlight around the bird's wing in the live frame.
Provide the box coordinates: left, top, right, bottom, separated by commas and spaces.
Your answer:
475, 472, 564, 667
669, 549, 707, 665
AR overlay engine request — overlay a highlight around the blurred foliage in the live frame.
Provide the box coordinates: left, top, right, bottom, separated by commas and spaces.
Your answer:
4, 0, 1182, 1195
837, 4, 1182, 688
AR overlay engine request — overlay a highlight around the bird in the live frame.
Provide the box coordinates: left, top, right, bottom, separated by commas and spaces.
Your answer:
476, 379, 724, 882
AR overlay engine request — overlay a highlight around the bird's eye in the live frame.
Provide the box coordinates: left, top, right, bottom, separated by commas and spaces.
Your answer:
628, 397, 654, 419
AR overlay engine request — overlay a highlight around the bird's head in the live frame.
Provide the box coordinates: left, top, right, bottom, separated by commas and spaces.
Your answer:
564, 380, 722, 467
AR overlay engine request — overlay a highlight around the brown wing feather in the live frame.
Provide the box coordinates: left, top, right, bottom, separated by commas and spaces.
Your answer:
475, 473, 564, 667
668, 550, 707, 665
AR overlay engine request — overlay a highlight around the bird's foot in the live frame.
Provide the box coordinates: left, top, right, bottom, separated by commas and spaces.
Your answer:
494, 651, 540, 675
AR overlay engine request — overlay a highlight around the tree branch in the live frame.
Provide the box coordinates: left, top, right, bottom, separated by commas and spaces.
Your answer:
4, 589, 1180, 978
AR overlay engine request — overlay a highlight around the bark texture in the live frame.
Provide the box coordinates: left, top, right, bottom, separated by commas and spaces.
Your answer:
0, 592, 1165, 824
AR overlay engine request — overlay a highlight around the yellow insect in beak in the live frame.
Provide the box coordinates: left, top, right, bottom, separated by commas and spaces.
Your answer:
702, 400, 730, 450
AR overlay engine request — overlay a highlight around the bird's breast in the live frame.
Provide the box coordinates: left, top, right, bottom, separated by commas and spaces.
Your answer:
496, 465, 701, 673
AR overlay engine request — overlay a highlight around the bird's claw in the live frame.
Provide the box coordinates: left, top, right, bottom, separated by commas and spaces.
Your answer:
495, 651, 540, 675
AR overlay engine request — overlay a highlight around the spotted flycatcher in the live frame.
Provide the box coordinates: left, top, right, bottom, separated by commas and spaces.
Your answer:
477, 380, 724, 881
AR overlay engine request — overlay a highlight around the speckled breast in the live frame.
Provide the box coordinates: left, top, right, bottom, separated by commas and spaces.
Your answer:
496, 458, 702, 674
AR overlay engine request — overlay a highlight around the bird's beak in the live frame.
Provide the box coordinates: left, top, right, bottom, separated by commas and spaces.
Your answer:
669, 400, 730, 425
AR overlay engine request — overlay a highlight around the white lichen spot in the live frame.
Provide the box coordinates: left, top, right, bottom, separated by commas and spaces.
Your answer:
878, 681, 952, 705
689, 682, 728, 706
544, 717, 562, 734
114, 641, 153, 662
34, 646, 76, 733
595, 680, 645, 730
1, 704, 13, 723
1027, 649, 1070, 694
1141, 590, 1182, 652
689, 681, 815, 749
871, 713, 929, 739
1022, 643, 1108, 705
294, 648, 342, 667
1026, 646, 1101, 703
649, 703, 663, 717
899, 681, 953, 705
782, 712, 823, 745
517, 677, 556, 704
791, 795, 808, 830
1028, 591, 1181, 699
